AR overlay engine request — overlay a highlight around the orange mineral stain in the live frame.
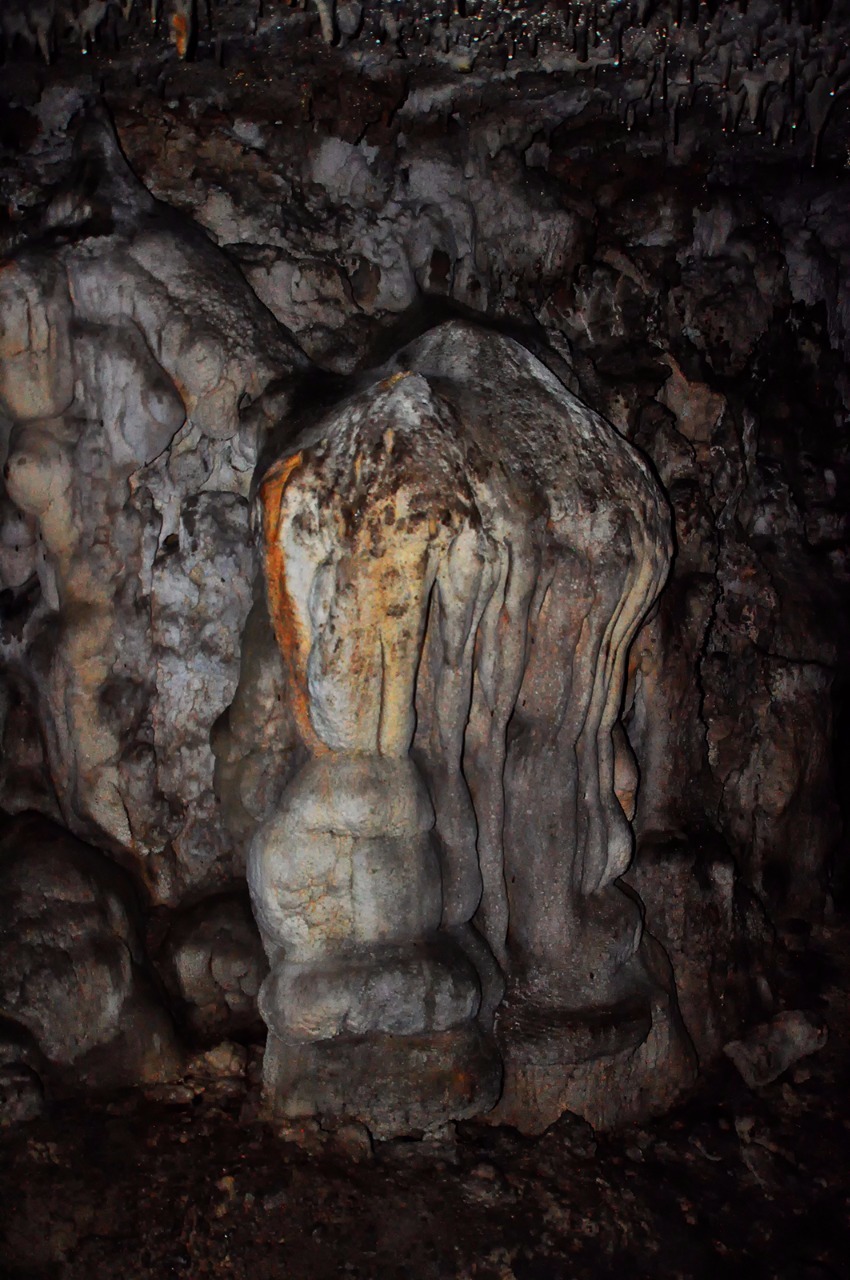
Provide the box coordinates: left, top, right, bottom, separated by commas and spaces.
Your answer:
258, 453, 322, 753
171, 13, 189, 58
379, 370, 412, 391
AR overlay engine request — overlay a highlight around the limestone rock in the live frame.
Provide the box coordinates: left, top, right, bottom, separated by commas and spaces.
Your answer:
670, 199, 788, 377
157, 893, 268, 1041
210, 596, 303, 854
327, 1119, 374, 1163
186, 1040, 249, 1082
492, 936, 696, 1134
629, 333, 844, 918
1, 89, 844, 945
0, 813, 182, 1090
0, 1018, 46, 1129
0, 1063, 44, 1130
250, 319, 695, 1135
0, 61, 845, 1141
627, 834, 774, 1067
0, 117, 307, 904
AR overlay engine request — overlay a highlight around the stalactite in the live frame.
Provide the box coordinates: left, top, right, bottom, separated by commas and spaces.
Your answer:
744, 74, 766, 127
0, 0, 842, 167
576, 16, 588, 62
806, 72, 835, 165
170, 0, 194, 59
766, 84, 787, 144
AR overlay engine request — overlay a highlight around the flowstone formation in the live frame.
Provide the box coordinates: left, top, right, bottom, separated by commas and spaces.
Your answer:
0, 115, 307, 905
249, 320, 695, 1135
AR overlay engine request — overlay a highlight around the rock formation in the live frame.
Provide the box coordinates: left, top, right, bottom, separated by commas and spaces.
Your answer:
0, 812, 181, 1091
157, 892, 268, 1041
0, 116, 306, 904
248, 320, 695, 1134
0, 114, 698, 1133
0, 0, 846, 1134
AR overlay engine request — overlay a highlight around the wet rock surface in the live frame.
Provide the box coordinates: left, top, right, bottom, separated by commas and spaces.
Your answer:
0, 918, 847, 1280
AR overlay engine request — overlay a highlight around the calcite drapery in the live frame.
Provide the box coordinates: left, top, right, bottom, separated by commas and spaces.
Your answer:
250, 320, 694, 1135
0, 118, 306, 902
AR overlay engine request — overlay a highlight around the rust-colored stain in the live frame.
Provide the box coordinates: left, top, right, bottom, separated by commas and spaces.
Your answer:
379, 370, 413, 391
452, 1068, 473, 1098
170, 371, 191, 414
171, 13, 189, 57
259, 452, 322, 753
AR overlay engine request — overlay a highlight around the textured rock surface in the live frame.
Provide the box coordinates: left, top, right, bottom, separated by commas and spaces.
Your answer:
724, 1010, 828, 1088
627, 834, 774, 1066
113, 78, 847, 929
0, 117, 307, 905
157, 893, 268, 1041
1, 29, 846, 934
249, 318, 694, 1134
0, 1017, 46, 1129
0, 813, 182, 1089
0, 0, 847, 1130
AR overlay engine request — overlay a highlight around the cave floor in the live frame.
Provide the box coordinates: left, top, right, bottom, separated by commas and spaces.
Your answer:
2, 920, 849, 1280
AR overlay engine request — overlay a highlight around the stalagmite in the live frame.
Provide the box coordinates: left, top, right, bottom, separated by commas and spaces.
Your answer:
0, 0, 845, 1166
806, 73, 836, 165
249, 321, 695, 1136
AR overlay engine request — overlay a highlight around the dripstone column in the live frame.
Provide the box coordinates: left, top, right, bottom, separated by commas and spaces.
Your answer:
248, 407, 502, 1137
249, 321, 695, 1136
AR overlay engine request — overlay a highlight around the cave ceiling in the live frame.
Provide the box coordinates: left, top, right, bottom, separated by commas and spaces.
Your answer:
1, 2, 849, 200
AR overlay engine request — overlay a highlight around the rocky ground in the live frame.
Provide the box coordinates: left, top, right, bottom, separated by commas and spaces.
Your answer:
2, 915, 847, 1280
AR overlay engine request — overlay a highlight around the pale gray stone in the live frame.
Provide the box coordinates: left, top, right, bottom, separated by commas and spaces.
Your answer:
0, 118, 308, 905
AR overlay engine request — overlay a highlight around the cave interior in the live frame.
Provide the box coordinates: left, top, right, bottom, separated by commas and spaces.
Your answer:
0, 2, 849, 1277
